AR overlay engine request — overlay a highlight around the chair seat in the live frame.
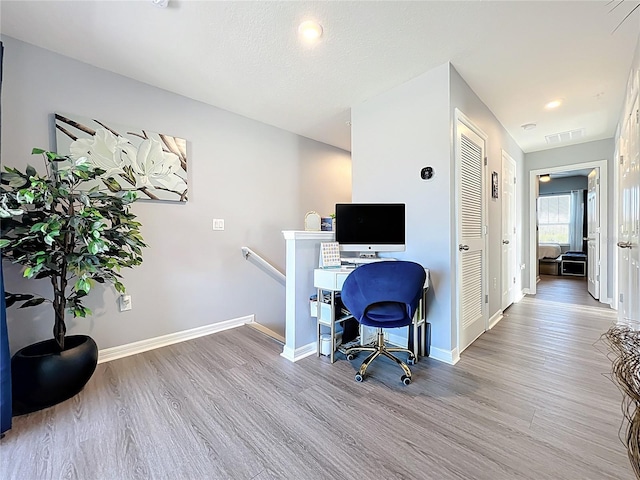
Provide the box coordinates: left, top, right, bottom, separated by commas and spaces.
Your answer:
362, 302, 410, 328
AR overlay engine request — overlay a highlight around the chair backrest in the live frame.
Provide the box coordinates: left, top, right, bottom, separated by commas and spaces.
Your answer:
340, 261, 426, 328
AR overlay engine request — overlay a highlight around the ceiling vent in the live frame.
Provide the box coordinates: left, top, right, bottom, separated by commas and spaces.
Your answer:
545, 128, 585, 145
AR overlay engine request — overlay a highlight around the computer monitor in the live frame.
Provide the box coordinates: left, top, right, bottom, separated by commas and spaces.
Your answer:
335, 203, 406, 256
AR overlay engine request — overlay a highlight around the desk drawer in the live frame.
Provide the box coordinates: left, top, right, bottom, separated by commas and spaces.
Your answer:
310, 301, 332, 323
314, 269, 351, 290
335, 272, 349, 290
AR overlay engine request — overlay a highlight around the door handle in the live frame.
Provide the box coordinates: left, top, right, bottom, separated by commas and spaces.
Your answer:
459, 244, 469, 251
502, 240, 510, 245
617, 241, 632, 249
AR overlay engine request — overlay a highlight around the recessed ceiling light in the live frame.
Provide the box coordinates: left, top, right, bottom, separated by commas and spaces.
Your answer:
545, 100, 562, 109
521, 123, 537, 131
298, 20, 323, 40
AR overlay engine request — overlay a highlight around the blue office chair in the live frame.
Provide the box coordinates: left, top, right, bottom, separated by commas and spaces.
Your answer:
340, 261, 426, 385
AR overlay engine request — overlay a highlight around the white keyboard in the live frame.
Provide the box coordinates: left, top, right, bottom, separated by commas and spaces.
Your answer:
340, 257, 397, 265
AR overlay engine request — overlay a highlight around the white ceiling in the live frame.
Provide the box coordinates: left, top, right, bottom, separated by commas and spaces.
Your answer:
1, 1, 639, 153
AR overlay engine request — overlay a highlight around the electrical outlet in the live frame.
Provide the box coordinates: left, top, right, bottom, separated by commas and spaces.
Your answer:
119, 294, 132, 312
212, 219, 225, 231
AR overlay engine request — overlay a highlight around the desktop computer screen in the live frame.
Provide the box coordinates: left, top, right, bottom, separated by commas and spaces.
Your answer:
335, 203, 406, 256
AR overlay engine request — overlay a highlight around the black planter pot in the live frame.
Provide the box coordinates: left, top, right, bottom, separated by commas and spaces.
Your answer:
11, 334, 98, 415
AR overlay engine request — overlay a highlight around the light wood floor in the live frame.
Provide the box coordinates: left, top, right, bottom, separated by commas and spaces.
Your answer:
1, 276, 633, 479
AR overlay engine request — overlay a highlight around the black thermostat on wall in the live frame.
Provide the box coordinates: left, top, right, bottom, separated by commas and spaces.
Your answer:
421, 166, 434, 180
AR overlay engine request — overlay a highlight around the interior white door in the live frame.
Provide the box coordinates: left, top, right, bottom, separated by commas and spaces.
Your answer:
456, 115, 487, 353
501, 151, 517, 310
587, 169, 600, 299
618, 96, 640, 326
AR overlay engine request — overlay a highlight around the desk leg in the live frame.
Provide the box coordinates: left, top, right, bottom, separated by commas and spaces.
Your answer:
316, 288, 322, 358
413, 314, 419, 361
330, 290, 336, 364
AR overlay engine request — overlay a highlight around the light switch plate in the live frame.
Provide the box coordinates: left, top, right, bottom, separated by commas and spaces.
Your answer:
119, 294, 132, 312
212, 219, 225, 231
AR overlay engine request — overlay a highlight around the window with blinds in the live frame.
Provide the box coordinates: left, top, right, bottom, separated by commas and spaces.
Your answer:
538, 194, 571, 243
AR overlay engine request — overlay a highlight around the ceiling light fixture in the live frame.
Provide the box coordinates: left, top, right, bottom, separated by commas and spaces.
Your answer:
298, 20, 323, 40
539, 174, 551, 183
151, 0, 169, 7
545, 100, 562, 110
521, 123, 537, 131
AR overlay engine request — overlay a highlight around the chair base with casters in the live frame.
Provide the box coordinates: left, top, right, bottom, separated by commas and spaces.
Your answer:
345, 329, 416, 385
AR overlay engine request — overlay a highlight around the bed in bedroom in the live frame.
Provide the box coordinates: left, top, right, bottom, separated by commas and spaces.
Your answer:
538, 243, 562, 275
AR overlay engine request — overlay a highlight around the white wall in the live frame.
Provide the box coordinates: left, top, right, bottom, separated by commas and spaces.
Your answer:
1, 36, 352, 354
351, 63, 453, 356
524, 139, 614, 294
351, 62, 526, 360
539, 175, 588, 194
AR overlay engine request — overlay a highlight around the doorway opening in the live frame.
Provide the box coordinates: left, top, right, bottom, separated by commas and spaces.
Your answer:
528, 159, 609, 304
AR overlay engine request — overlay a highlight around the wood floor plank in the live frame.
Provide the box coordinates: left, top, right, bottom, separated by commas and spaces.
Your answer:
0, 275, 634, 479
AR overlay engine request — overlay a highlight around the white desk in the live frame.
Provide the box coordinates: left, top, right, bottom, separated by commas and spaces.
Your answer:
313, 267, 430, 364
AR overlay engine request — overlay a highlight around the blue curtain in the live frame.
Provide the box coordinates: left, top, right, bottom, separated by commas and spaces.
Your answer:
1, 260, 12, 433
569, 190, 584, 252
0, 40, 11, 434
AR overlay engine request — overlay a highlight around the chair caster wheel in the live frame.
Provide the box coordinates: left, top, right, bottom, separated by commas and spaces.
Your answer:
346, 353, 356, 361
401, 375, 411, 385
355, 373, 364, 382
407, 355, 416, 365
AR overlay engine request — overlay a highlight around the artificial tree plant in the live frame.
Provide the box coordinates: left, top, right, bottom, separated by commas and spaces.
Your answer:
0, 149, 146, 351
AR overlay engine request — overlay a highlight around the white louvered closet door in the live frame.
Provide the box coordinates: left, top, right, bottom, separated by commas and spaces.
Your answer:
456, 116, 488, 353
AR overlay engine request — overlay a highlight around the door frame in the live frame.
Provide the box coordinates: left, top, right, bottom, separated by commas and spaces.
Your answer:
454, 109, 489, 354
587, 169, 600, 299
528, 159, 608, 302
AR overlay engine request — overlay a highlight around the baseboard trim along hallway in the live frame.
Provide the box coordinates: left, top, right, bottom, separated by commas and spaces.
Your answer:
97, 315, 255, 364
281, 342, 317, 362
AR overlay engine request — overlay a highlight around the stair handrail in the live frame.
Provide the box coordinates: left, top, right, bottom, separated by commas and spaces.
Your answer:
241, 246, 286, 284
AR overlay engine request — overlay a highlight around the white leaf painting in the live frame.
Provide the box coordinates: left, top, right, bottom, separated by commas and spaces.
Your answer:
55, 113, 188, 202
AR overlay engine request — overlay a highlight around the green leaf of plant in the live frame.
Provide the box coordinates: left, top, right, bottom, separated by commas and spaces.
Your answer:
18, 297, 46, 308
25, 165, 37, 177
31, 148, 46, 155
0, 239, 10, 249
30, 222, 46, 233
88, 241, 99, 255
8, 176, 28, 188
74, 278, 91, 294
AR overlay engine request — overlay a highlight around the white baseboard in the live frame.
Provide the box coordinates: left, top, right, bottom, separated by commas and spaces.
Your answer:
249, 323, 285, 344
522, 288, 532, 295
386, 331, 407, 348
98, 315, 254, 364
429, 346, 459, 365
488, 310, 503, 330
281, 342, 317, 362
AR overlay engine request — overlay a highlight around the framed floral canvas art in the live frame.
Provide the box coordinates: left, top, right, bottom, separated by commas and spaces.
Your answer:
54, 113, 188, 202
